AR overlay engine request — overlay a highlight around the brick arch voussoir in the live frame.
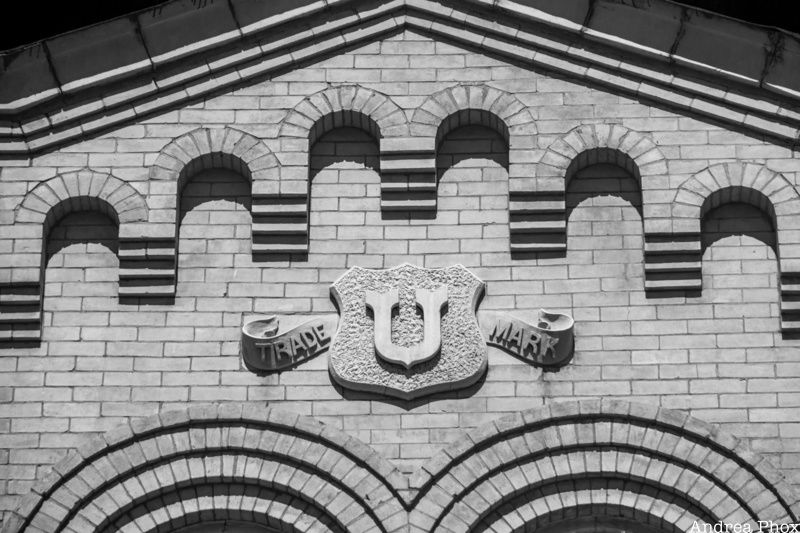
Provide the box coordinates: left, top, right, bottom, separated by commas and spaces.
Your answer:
477, 489, 706, 533
411, 83, 536, 141
278, 84, 408, 141
536, 124, 665, 189
673, 162, 799, 233
109, 487, 338, 533
3, 404, 406, 533
64, 456, 371, 533
411, 399, 799, 528
148, 127, 272, 185
15, 171, 147, 230
431, 447, 752, 532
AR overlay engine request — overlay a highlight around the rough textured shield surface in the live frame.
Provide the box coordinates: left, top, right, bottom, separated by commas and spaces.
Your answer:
329, 263, 486, 399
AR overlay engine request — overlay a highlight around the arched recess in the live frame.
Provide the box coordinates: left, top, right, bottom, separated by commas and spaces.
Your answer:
2, 404, 406, 533
147, 127, 278, 284
515, 124, 666, 256
409, 83, 536, 216
277, 84, 409, 223
671, 162, 800, 335
0, 171, 147, 343
408, 400, 800, 532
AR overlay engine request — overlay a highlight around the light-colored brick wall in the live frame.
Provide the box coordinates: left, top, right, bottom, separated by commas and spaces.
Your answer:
1, 29, 799, 523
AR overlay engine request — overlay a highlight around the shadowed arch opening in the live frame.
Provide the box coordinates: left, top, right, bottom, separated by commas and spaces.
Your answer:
435, 109, 510, 151
309, 127, 382, 239
176, 152, 253, 216
43, 200, 120, 327
177, 167, 253, 288
174, 521, 274, 533
700, 187, 780, 328
699, 186, 779, 259
45, 213, 118, 271
436, 110, 509, 185
309, 110, 383, 149
565, 147, 643, 220
42, 196, 120, 238
175, 160, 255, 285
42, 196, 120, 266
37, 196, 123, 324
700, 186, 777, 251
701, 186, 777, 255
308, 112, 382, 181
565, 149, 644, 290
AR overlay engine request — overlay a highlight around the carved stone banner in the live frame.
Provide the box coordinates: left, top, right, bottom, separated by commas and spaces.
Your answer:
241, 264, 575, 398
479, 309, 574, 367
241, 315, 336, 373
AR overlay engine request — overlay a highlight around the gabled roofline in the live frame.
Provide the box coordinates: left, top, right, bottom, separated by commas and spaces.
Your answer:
0, 0, 338, 112
0, 0, 798, 155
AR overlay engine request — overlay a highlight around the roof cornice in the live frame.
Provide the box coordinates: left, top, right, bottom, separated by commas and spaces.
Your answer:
0, 0, 798, 155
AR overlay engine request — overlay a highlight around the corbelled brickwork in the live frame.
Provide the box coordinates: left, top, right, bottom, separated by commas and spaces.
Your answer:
1, 11, 800, 531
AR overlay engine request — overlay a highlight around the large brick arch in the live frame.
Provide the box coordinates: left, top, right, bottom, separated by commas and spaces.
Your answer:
511, 124, 666, 255
0, 171, 148, 343
671, 162, 800, 335
408, 400, 800, 531
6, 401, 797, 532
1, 404, 406, 533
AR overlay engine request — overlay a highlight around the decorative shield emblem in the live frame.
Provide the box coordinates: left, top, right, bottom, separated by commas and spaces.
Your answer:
329, 263, 486, 400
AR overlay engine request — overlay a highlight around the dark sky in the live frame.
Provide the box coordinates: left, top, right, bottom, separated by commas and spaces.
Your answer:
0, 0, 797, 51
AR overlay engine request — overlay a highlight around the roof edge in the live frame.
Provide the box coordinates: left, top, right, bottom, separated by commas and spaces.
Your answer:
0, 0, 798, 155
2, 0, 799, 111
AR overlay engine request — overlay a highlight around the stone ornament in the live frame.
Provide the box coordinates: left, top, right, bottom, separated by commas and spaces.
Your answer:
479, 309, 575, 367
329, 264, 487, 400
241, 264, 575, 399
241, 315, 336, 373
366, 284, 448, 369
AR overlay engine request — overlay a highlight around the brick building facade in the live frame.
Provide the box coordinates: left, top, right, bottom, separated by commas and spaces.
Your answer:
1, 0, 799, 531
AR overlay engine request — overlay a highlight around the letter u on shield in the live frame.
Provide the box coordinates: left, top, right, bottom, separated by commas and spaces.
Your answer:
366, 285, 448, 369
